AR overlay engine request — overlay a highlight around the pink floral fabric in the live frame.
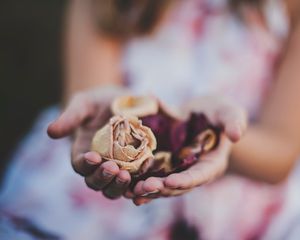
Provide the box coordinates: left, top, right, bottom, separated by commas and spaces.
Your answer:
1, 0, 298, 239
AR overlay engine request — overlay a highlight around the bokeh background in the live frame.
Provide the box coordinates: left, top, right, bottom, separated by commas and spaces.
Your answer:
0, 0, 65, 180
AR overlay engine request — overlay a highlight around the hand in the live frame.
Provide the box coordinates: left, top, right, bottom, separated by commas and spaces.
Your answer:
127, 96, 248, 205
47, 86, 132, 199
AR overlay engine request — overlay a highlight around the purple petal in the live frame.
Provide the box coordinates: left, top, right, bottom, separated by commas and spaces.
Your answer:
169, 121, 187, 153
139, 111, 221, 176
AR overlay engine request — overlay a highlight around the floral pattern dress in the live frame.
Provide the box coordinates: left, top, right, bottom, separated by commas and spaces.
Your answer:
1, 0, 299, 239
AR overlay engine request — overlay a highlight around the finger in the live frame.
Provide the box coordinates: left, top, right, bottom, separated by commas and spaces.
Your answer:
134, 187, 191, 200
124, 190, 135, 199
133, 181, 145, 196
133, 177, 164, 196
47, 94, 95, 139
133, 197, 153, 206
164, 172, 197, 189
85, 161, 119, 191
165, 136, 231, 190
71, 151, 101, 176
215, 105, 247, 142
103, 170, 131, 199
164, 158, 223, 189
133, 181, 160, 197
160, 188, 191, 197
142, 177, 164, 193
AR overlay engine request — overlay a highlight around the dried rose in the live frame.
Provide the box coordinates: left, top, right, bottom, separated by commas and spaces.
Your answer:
91, 115, 157, 174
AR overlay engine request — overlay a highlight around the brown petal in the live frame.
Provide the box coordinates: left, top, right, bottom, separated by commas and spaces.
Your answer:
153, 151, 173, 173
111, 96, 159, 117
113, 141, 141, 162
195, 129, 217, 152
91, 124, 113, 159
110, 151, 154, 173
129, 118, 157, 151
140, 125, 157, 150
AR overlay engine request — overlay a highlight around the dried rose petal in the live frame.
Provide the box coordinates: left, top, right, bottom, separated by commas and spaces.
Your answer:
111, 95, 159, 117
141, 114, 172, 152
141, 113, 220, 175
91, 116, 157, 174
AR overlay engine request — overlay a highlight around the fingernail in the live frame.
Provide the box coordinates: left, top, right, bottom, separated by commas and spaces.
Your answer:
84, 153, 100, 165
85, 158, 99, 165
102, 170, 114, 178
140, 190, 159, 197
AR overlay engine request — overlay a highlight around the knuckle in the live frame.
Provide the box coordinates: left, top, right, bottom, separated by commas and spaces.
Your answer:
85, 178, 100, 191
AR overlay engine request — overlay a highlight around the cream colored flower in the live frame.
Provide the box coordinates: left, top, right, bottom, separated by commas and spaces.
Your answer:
91, 115, 157, 174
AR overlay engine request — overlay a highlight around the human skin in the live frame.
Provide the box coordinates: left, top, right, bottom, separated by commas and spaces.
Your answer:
48, 0, 300, 204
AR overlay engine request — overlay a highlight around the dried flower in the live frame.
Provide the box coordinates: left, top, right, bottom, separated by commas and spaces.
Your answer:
91, 115, 157, 174
91, 96, 221, 176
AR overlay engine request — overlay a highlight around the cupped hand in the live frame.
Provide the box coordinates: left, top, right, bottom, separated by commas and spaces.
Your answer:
47, 86, 132, 199
127, 96, 248, 205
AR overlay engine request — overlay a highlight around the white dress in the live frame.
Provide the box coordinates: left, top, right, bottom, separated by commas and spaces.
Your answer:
1, 0, 298, 239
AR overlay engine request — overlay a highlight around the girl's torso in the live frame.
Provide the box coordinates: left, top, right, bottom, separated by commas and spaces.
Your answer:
124, 0, 288, 118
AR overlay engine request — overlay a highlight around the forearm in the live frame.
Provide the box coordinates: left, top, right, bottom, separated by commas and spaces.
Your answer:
64, 38, 123, 101
63, 0, 123, 102
230, 124, 298, 183
229, 18, 300, 184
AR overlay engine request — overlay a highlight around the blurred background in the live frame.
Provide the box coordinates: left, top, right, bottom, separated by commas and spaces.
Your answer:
0, 0, 65, 180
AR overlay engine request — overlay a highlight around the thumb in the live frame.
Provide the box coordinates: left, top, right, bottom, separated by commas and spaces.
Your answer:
47, 94, 95, 139
215, 104, 248, 142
